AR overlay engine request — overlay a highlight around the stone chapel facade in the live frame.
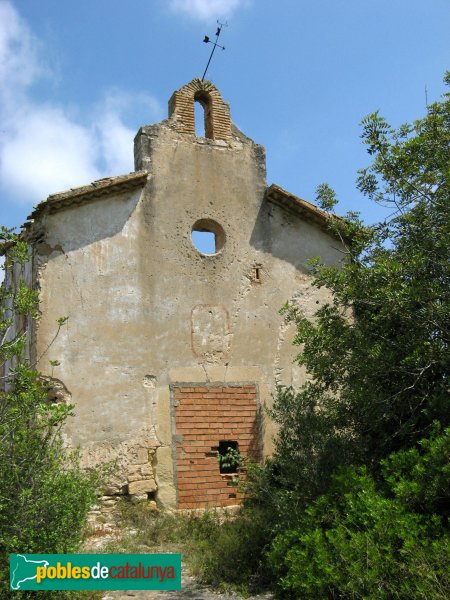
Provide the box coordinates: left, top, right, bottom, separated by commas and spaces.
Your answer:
3, 79, 344, 509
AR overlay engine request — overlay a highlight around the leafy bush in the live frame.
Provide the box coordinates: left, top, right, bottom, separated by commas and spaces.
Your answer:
268, 427, 450, 599
383, 423, 450, 519
0, 232, 99, 598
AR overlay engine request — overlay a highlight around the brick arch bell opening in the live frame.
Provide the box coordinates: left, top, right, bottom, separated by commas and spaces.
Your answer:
194, 90, 213, 138
168, 78, 232, 141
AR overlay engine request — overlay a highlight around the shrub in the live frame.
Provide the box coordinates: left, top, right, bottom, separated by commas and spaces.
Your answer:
0, 232, 99, 598
268, 428, 450, 599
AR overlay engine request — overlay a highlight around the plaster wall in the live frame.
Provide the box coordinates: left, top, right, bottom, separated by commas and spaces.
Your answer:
27, 83, 344, 508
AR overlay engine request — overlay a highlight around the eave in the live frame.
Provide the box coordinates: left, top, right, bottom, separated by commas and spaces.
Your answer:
265, 183, 338, 234
25, 170, 149, 225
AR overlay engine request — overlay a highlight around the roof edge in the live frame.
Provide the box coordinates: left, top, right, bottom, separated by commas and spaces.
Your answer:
26, 170, 149, 224
266, 183, 342, 238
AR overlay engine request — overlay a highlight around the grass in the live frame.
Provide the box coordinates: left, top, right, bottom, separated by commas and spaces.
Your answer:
101, 499, 274, 596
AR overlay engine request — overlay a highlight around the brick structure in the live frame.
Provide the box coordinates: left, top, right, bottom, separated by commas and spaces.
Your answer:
173, 385, 260, 508
168, 78, 232, 140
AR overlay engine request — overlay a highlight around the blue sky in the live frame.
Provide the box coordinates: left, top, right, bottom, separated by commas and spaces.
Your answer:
1, 0, 449, 232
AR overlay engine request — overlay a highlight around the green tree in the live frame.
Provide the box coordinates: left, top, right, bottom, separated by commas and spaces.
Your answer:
274, 74, 449, 486
264, 73, 450, 597
0, 229, 98, 598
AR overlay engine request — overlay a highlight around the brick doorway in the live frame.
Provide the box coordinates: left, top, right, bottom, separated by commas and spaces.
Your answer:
172, 384, 260, 509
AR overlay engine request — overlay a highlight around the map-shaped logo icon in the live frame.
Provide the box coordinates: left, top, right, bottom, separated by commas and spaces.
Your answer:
10, 555, 49, 590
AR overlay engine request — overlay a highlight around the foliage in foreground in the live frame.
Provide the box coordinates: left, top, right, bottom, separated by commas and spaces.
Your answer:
264, 74, 450, 598
0, 231, 98, 599
113, 500, 273, 595
268, 426, 450, 599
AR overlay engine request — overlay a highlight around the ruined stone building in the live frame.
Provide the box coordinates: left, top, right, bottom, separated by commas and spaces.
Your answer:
4, 79, 344, 509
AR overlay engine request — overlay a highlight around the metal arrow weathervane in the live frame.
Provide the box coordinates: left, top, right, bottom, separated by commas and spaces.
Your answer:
201, 21, 227, 81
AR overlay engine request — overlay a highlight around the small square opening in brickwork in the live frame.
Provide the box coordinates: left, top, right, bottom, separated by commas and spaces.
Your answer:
218, 440, 239, 474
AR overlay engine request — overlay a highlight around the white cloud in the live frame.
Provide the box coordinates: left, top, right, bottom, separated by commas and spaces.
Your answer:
0, 0, 43, 99
0, 1, 163, 207
1, 104, 102, 202
94, 90, 163, 175
168, 0, 246, 22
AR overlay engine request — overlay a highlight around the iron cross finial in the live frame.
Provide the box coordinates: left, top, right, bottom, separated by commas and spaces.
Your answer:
201, 21, 227, 81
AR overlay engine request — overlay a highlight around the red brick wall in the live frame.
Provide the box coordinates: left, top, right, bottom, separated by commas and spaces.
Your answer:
173, 384, 260, 509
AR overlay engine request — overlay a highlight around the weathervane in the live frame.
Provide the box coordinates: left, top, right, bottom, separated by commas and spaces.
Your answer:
201, 21, 227, 81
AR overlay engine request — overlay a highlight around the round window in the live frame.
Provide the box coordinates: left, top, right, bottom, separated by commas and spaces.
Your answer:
191, 219, 225, 255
